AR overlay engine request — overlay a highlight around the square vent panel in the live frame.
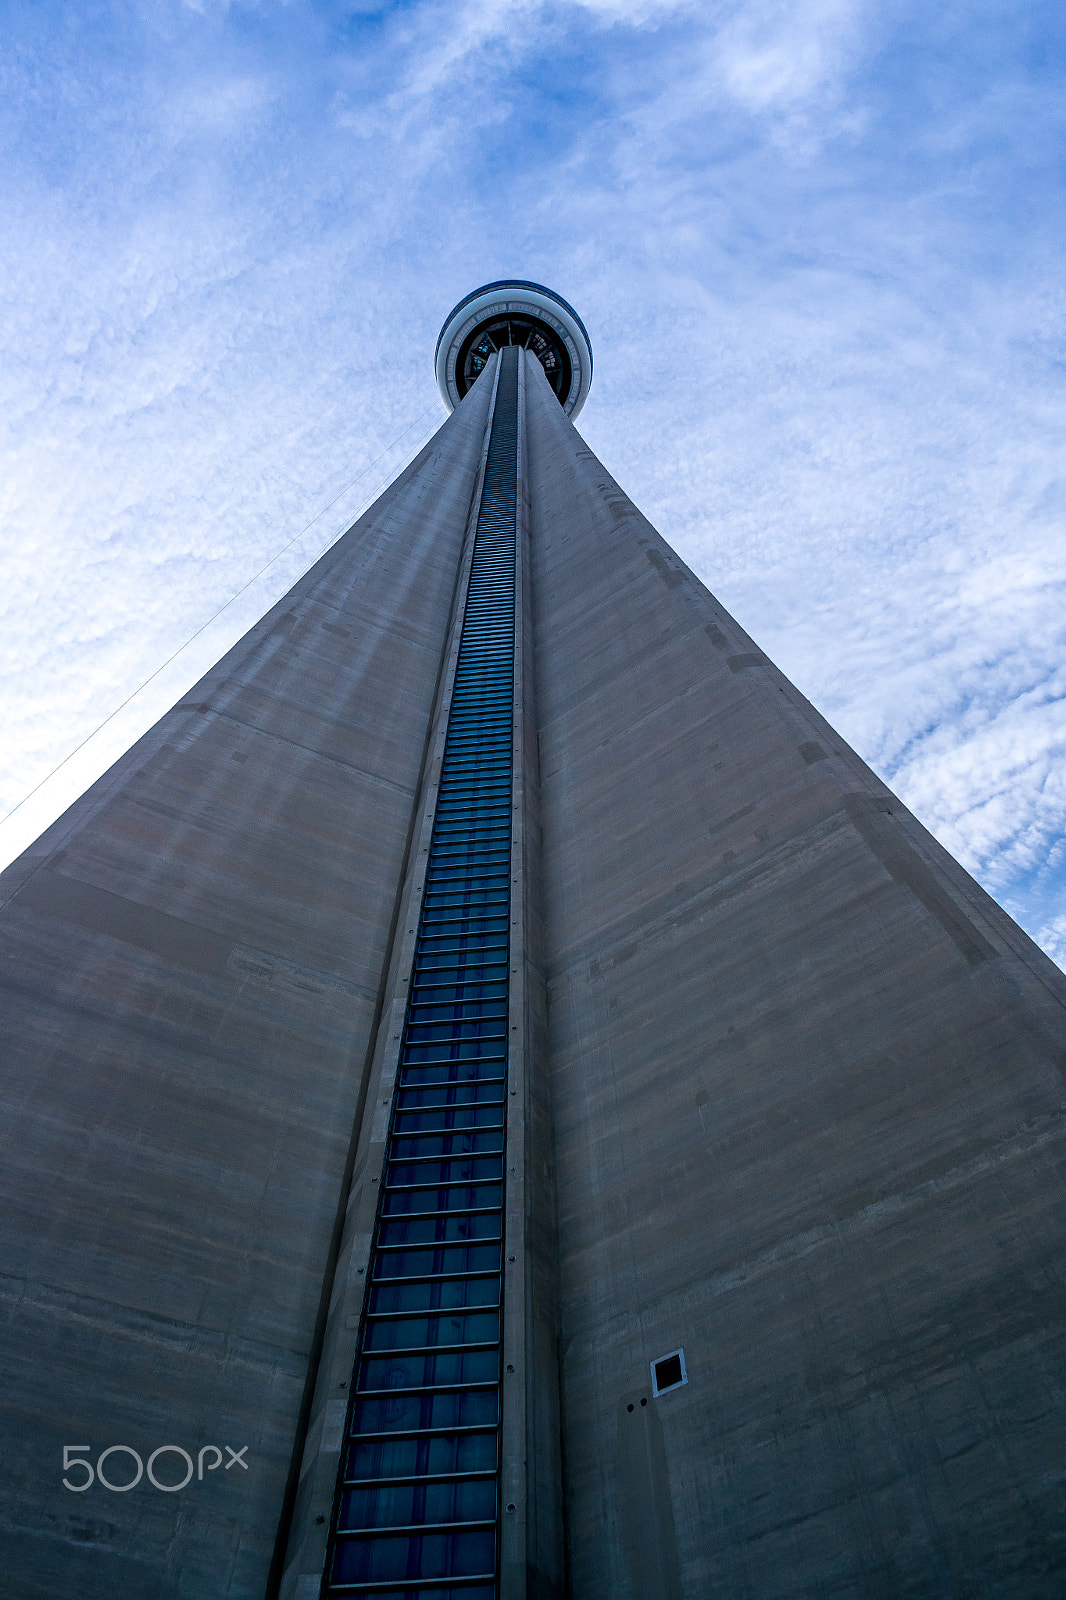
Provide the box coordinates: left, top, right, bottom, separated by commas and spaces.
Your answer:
651, 1347, 687, 1396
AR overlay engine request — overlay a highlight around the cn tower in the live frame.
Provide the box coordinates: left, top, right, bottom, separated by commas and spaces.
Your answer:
1, 283, 1064, 1600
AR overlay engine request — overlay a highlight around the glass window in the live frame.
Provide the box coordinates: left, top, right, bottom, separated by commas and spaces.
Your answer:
369, 1278, 500, 1315
381, 1184, 503, 1217
357, 1348, 498, 1392
338, 1475, 497, 1531
331, 1528, 496, 1585
376, 1213, 502, 1250
390, 1129, 504, 1159
345, 1431, 498, 1483
374, 1243, 501, 1279
387, 1157, 503, 1187
352, 1387, 498, 1436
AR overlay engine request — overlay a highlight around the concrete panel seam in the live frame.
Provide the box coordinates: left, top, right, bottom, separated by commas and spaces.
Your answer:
844, 793, 997, 966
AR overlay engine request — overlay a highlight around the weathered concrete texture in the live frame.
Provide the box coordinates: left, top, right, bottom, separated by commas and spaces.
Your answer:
0, 377, 492, 1599
523, 352, 1066, 1600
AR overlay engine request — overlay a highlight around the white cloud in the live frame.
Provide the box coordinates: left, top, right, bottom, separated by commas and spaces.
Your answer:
715, 0, 862, 112
160, 73, 278, 142
573, 0, 691, 21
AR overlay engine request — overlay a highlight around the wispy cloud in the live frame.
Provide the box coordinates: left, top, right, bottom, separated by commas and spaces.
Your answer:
715, 0, 863, 110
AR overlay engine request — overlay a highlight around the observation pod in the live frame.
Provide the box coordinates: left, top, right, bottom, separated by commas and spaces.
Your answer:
435, 279, 593, 418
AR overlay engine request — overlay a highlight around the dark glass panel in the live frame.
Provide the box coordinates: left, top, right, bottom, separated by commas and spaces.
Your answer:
406, 1000, 508, 1019
406, 1009, 508, 1032
433, 799, 507, 813
429, 831, 509, 846
413, 946, 509, 970
368, 1277, 500, 1315
434, 745, 508, 755
440, 737, 509, 748
403, 1019, 507, 1044
425, 831, 508, 845
443, 681, 509, 690
408, 991, 507, 1010
436, 762, 510, 775
419, 897, 509, 917
380, 1183, 502, 1216
443, 716, 510, 730
425, 853, 509, 870
331, 1587, 495, 1600
424, 875, 508, 894
393, 1083, 505, 1111
399, 1057, 506, 1081
389, 1129, 504, 1159
414, 918, 509, 939
408, 921, 505, 940
400, 1043, 507, 1067
426, 851, 509, 869
446, 682, 510, 694
376, 1213, 501, 1248
438, 766, 511, 782
442, 714, 507, 729
438, 762, 510, 774
426, 852, 508, 867
331, 1528, 496, 1585
404, 1013, 507, 1037
432, 794, 510, 811
428, 834, 509, 851
386, 1157, 502, 1187
362, 1313, 499, 1354
341, 1588, 494, 1600
408, 982, 508, 1006
345, 1431, 498, 1483
399, 1062, 505, 1086
357, 1348, 498, 1391
403, 1017, 505, 1043
429, 825, 508, 838
419, 864, 505, 876
436, 770, 511, 784
352, 1386, 498, 1435
392, 1111, 504, 1137
416, 908, 512, 921
373, 1243, 501, 1278
422, 876, 509, 896
403, 1022, 508, 1045
338, 1476, 496, 1531
428, 832, 505, 844
435, 758, 505, 771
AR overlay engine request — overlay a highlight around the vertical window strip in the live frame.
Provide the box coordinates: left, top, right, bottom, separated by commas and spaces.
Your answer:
324, 349, 518, 1600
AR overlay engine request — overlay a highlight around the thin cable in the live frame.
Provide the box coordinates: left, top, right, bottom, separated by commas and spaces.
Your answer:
0, 404, 442, 828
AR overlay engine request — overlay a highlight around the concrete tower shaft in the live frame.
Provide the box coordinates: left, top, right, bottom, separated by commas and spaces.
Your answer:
0, 291, 1065, 1600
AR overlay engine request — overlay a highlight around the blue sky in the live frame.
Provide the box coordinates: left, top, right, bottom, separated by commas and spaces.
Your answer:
1, 0, 1065, 964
